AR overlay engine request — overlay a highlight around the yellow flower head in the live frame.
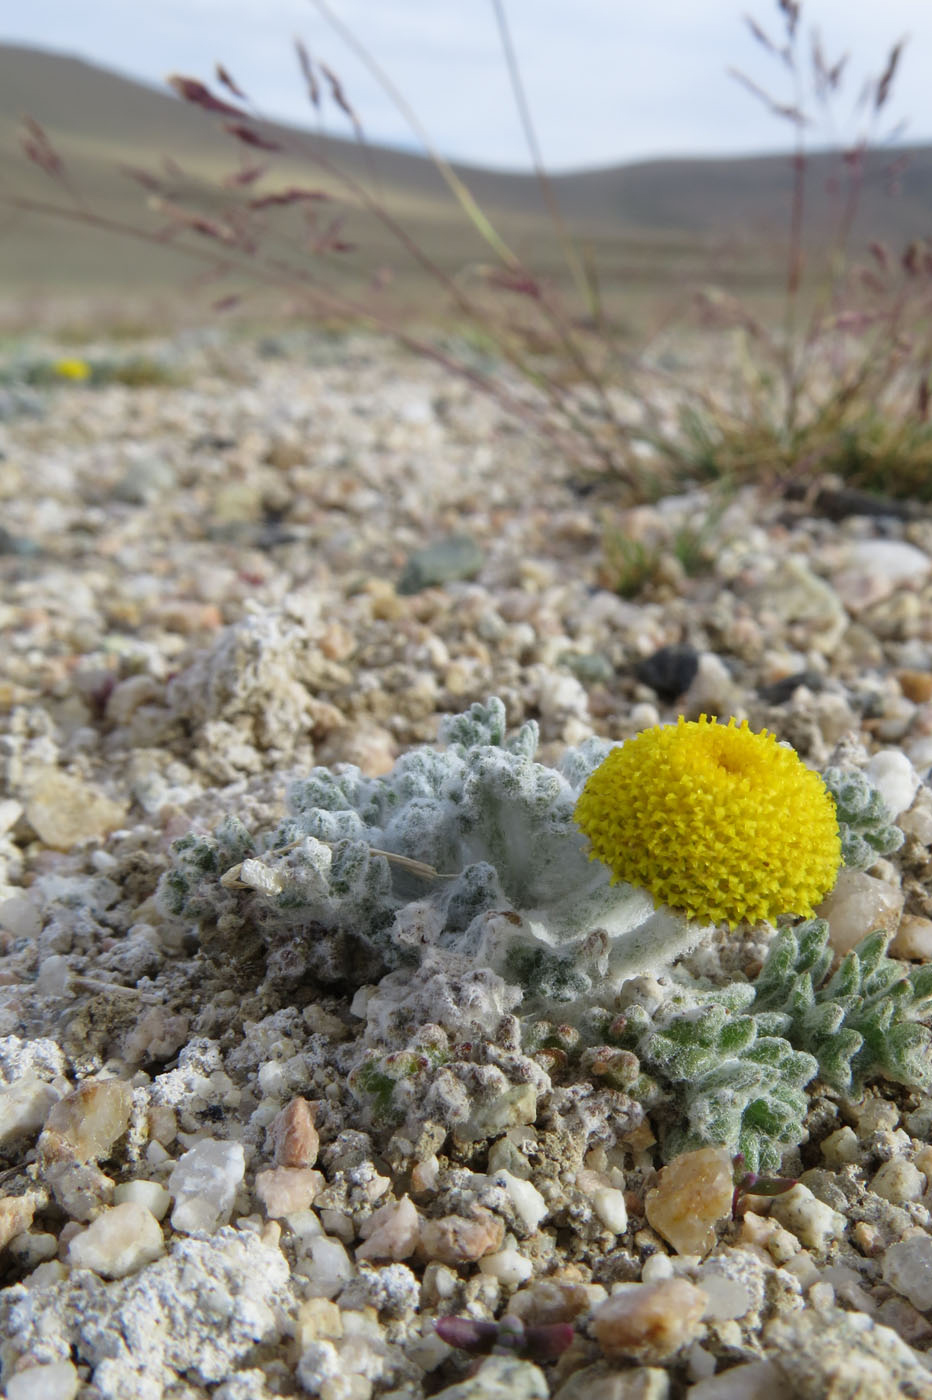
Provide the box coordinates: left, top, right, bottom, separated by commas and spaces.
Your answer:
574, 715, 841, 927
53, 357, 91, 382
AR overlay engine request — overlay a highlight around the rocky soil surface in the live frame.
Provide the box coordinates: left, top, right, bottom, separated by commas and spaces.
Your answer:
2, 329, 932, 1399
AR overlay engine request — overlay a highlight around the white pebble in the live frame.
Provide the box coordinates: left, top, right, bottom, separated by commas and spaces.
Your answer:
168, 1138, 245, 1234
770, 1184, 846, 1252
300, 1233, 355, 1299
866, 749, 921, 818
67, 1201, 164, 1278
641, 1253, 674, 1283
590, 1185, 628, 1235
4, 1361, 80, 1400
478, 1246, 533, 1287
883, 1234, 932, 1310
491, 1170, 547, 1233
870, 1158, 926, 1205
113, 1178, 172, 1220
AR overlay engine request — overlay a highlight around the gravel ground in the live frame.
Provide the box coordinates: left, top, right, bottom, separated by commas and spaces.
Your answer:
1, 329, 932, 1400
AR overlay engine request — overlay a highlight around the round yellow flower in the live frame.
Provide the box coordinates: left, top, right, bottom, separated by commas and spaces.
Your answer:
574, 715, 841, 927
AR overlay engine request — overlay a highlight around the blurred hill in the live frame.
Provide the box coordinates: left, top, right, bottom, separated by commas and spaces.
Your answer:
2, 43, 930, 320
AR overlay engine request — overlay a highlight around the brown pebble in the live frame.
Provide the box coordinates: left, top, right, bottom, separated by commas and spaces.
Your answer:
897, 670, 932, 704
270, 1096, 319, 1168
644, 1146, 734, 1256
591, 1278, 708, 1361
418, 1206, 504, 1263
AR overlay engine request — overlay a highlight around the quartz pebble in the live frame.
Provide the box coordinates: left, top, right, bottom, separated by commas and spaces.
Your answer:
554, 1365, 671, 1400
255, 1166, 324, 1218
882, 1234, 932, 1311
112, 1179, 172, 1220
769, 1184, 846, 1252
865, 748, 921, 817
685, 1360, 785, 1399
24, 770, 126, 849
418, 1207, 504, 1263
39, 1078, 132, 1163
644, 1147, 734, 1256
430, 1354, 548, 1400
817, 868, 904, 956
66, 1200, 165, 1278
0, 1194, 36, 1249
591, 1278, 708, 1361
270, 1095, 319, 1167
869, 1157, 926, 1204
168, 1138, 246, 1234
0, 1078, 62, 1148
3, 1361, 80, 1400
890, 914, 932, 961
356, 1194, 421, 1261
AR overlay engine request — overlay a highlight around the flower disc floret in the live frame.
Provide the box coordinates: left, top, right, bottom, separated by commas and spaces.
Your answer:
574, 715, 841, 926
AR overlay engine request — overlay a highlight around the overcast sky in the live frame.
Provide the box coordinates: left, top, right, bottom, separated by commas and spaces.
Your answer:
3, 0, 926, 171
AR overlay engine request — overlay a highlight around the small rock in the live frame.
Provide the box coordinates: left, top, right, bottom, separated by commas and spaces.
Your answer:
0, 1077, 62, 1149
490, 1170, 548, 1234
67, 1200, 165, 1277
591, 1278, 708, 1361
897, 669, 932, 704
113, 454, 176, 504
168, 1137, 246, 1233
869, 1157, 926, 1204
644, 1147, 734, 1256
42, 1161, 114, 1221
112, 1178, 172, 1220
883, 1233, 932, 1311
554, 1363, 671, 1400
24, 771, 126, 849
397, 534, 483, 594
255, 1166, 324, 1218
769, 1183, 846, 1251
356, 1195, 421, 1261
3, 1361, 80, 1400
833, 539, 931, 613
301, 1232, 355, 1298
418, 1207, 504, 1263
458, 1085, 537, 1142
865, 748, 921, 817
890, 914, 932, 960
817, 868, 904, 957
270, 1096, 320, 1167
430, 1354, 548, 1400
39, 1078, 132, 1164
477, 1245, 533, 1286
0, 1193, 36, 1249
820, 1126, 859, 1167
635, 645, 699, 702
685, 1360, 785, 1399
680, 652, 739, 717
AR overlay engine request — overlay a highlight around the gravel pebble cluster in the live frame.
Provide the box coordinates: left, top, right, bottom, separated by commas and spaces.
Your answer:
2, 329, 932, 1398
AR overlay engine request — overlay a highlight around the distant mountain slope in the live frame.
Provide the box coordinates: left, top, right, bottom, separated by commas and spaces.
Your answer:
1, 43, 930, 301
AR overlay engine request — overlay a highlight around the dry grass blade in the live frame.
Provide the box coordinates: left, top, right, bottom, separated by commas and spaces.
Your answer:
294, 37, 321, 110
215, 63, 249, 102
166, 74, 247, 118
222, 122, 281, 151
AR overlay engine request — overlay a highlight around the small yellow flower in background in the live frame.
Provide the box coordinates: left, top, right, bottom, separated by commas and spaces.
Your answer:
52, 357, 91, 381
574, 714, 841, 927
